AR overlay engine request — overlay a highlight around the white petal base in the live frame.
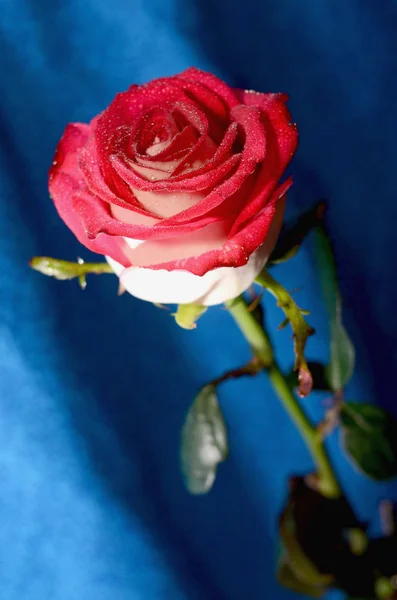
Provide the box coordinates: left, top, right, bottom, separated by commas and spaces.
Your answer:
106, 245, 268, 306
106, 197, 285, 306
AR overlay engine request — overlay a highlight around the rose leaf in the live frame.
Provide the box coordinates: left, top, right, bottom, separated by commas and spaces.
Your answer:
277, 550, 327, 598
180, 385, 228, 495
340, 403, 397, 481
314, 225, 355, 391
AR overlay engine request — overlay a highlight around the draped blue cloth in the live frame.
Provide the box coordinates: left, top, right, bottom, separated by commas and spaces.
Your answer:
1, 1, 396, 598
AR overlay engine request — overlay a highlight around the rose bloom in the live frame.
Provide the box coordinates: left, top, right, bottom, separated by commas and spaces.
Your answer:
49, 68, 298, 306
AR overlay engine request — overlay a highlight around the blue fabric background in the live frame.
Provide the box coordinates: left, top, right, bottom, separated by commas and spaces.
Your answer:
1, 1, 397, 598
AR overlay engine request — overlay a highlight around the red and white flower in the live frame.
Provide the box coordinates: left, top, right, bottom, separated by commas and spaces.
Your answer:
49, 68, 298, 305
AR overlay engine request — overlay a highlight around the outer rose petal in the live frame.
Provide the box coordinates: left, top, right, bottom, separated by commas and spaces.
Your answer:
229, 94, 298, 235
49, 124, 131, 266
105, 195, 286, 306
176, 68, 241, 113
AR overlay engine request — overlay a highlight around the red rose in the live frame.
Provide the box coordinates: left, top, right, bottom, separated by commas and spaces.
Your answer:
49, 68, 298, 305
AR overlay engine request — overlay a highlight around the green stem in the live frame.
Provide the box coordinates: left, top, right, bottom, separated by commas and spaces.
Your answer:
226, 295, 341, 499
267, 365, 341, 498
226, 297, 274, 367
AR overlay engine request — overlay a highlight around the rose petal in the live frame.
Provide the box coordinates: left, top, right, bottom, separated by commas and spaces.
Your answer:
71, 180, 225, 242
79, 135, 156, 215
122, 220, 230, 266
156, 107, 267, 224
49, 124, 130, 265
170, 134, 218, 177
137, 184, 289, 275
176, 68, 241, 113
111, 151, 239, 198
96, 97, 211, 207
111, 123, 238, 193
110, 204, 159, 226
228, 96, 298, 235
93, 83, 186, 199
132, 107, 179, 156
106, 244, 266, 306
128, 160, 177, 181
135, 125, 198, 164
173, 122, 238, 178
49, 122, 90, 183
50, 166, 130, 270
240, 90, 299, 167
127, 188, 206, 218
105, 195, 285, 306
50, 125, 230, 255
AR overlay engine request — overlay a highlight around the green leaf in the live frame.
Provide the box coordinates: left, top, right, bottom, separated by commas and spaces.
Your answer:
279, 476, 362, 591
280, 510, 334, 589
314, 225, 355, 391
278, 477, 373, 598
181, 385, 228, 494
340, 403, 397, 481
174, 304, 207, 330
269, 201, 327, 265
279, 502, 334, 590
374, 577, 395, 600
348, 528, 369, 556
278, 477, 355, 592
256, 269, 315, 397
326, 321, 355, 392
277, 550, 326, 598
30, 256, 113, 286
